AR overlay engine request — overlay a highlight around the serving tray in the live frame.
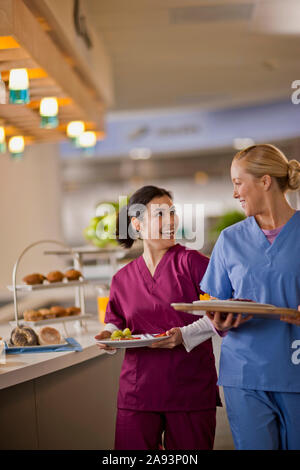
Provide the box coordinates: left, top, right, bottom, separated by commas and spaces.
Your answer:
4, 337, 82, 353
171, 300, 300, 319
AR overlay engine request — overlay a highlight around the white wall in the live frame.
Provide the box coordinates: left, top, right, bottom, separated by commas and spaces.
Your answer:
0, 143, 63, 296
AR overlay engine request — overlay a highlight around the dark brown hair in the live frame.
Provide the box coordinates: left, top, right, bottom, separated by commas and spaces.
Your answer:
116, 185, 172, 248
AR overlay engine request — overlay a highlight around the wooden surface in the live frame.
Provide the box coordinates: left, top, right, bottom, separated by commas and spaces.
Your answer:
23, 0, 114, 106
0, 0, 106, 144
171, 302, 300, 318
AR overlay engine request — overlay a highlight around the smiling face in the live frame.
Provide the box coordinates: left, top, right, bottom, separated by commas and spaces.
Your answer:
132, 194, 179, 249
231, 160, 270, 217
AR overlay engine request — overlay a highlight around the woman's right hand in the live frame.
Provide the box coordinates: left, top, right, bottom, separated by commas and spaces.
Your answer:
206, 311, 253, 331
94, 330, 117, 352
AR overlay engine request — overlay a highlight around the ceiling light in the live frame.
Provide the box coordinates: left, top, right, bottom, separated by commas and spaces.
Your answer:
40, 97, 59, 128
0, 72, 6, 104
194, 171, 209, 185
0, 127, 6, 153
9, 68, 30, 104
67, 121, 85, 143
8, 136, 25, 159
78, 131, 97, 148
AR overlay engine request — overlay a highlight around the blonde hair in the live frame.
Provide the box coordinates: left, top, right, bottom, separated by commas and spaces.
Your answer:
233, 144, 300, 192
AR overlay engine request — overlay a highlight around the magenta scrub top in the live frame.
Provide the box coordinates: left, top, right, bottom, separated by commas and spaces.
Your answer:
105, 243, 221, 412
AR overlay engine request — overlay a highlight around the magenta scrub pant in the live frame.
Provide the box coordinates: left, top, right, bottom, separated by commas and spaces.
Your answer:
114, 408, 216, 450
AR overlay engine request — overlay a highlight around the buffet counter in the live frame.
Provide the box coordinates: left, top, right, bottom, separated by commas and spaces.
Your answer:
1, 320, 110, 389
0, 319, 124, 450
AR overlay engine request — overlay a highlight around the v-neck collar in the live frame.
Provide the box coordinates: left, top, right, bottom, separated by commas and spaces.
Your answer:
250, 210, 300, 253
137, 243, 179, 290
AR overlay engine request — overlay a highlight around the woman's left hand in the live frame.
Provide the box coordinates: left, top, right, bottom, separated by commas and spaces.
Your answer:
148, 327, 183, 349
280, 306, 300, 325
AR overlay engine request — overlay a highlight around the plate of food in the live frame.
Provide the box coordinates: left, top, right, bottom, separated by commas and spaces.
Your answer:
95, 329, 168, 348
171, 299, 300, 319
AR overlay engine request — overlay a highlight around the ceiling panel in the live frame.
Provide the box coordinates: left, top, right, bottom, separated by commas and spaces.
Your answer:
86, 0, 300, 112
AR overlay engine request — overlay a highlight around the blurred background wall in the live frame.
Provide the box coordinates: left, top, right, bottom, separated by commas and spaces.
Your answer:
0, 143, 63, 294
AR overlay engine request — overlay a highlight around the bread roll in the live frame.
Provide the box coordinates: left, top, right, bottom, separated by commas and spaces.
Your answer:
23, 309, 43, 322
38, 308, 56, 319
10, 326, 38, 346
38, 327, 61, 345
46, 271, 64, 283
50, 306, 67, 317
66, 306, 81, 316
64, 269, 82, 281
23, 273, 45, 285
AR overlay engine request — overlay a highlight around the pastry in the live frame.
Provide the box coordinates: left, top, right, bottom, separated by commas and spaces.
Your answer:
46, 271, 64, 283
38, 308, 56, 319
64, 269, 82, 281
10, 326, 38, 346
65, 306, 81, 316
23, 273, 45, 285
38, 326, 61, 345
23, 309, 43, 322
50, 306, 67, 317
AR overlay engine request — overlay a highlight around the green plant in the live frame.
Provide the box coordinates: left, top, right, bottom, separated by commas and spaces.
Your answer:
83, 199, 127, 248
209, 210, 246, 241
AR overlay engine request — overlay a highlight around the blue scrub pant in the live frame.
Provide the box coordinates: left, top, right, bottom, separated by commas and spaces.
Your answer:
223, 387, 300, 450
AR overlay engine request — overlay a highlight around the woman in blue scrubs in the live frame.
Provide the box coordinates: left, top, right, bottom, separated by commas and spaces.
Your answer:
200, 144, 300, 450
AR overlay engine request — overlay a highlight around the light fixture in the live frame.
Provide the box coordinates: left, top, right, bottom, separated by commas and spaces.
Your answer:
0, 72, 6, 104
40, 97, 59, 128
9, 69, 30, 104
233, 138, 255, 150
8, 136, 25, 159
194, 171, 209, 185
129, 147, 152, 160
0, 127, 6, 153
78, 131, 97, 156
78, 131, 97, 148
66, 121, 85, 144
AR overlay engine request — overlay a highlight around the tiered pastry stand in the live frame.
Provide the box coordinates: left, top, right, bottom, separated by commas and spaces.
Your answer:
7, 240, 115, 335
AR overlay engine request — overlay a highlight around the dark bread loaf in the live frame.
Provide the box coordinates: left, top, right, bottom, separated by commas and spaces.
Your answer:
10, 326, 38, 346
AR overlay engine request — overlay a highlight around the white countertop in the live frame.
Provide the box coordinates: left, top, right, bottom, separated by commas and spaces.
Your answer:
0, 319, 113, 390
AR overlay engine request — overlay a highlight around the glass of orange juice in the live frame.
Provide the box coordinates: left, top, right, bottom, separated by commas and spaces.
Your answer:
96, 286, 110, 324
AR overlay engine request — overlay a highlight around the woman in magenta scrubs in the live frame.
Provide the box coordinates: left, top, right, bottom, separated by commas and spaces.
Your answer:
95, 185, 222, 450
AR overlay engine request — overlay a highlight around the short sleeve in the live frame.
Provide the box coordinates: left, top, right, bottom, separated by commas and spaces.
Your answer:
200, 231, 233, 300
104, 275, 125, 330
186, 250, 209, 296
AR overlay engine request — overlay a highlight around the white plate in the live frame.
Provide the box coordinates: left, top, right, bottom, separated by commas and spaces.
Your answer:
95, 333, 168, 349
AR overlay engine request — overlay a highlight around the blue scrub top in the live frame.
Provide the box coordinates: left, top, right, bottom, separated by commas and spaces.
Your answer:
200, 211, 300, 392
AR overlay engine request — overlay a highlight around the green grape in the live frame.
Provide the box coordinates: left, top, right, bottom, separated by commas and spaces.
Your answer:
123, 328, 132, 337
111, 330, 124, 339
